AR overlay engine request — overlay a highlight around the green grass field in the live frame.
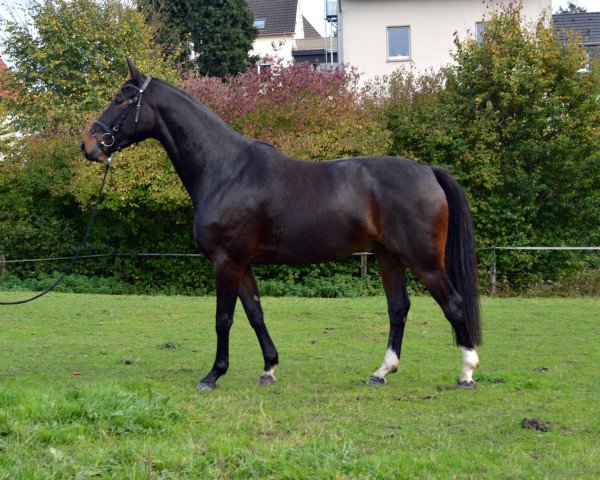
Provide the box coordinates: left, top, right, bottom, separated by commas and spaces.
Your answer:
0, 293, 598, 479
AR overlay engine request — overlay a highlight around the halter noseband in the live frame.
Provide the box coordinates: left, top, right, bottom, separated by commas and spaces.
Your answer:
92, 76, 152, 151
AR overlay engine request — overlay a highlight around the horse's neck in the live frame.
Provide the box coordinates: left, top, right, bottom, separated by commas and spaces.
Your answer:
152, 84, 248, 200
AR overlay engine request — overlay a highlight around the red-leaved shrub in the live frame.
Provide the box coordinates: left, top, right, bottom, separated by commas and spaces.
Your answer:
182, 57, 389, 160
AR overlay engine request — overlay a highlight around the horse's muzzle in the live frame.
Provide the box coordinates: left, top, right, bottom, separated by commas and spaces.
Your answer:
81, 136, 108, 164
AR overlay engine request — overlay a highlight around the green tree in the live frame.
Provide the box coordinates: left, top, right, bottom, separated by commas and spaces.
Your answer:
139, 0, 258, 77
2, 0, 177, 130
444, 5, 599, 247
556, 1, 587, 14
0, 0, 187, 291
374, 4, 599, 289
378, 6, 599, 247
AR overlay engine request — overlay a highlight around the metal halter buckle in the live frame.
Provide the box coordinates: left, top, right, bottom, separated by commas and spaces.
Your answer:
100, 132, 115, 147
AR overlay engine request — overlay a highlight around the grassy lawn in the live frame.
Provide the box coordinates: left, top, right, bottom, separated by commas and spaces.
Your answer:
0, 293, 598, 479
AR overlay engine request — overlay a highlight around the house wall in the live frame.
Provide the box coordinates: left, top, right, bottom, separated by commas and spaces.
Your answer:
251, 35, 296, 63
295, 1, 304, 39
249, 0, 304, 64
340, 0, 552, 79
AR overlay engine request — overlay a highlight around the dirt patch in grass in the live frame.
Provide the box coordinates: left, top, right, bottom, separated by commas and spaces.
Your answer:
521, 418, 551, 431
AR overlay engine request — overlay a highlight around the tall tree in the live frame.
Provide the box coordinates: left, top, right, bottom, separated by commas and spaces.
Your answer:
378, 4, 599, 251
556, 1, 587, 14
445, 4, 600, 248
2, 0, 177, 130
139, 0, 258, 77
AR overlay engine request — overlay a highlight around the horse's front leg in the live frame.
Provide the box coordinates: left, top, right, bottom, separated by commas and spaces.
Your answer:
197, 258, 243, 391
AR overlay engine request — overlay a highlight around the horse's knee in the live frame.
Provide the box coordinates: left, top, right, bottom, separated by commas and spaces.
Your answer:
215, 314, 233, 335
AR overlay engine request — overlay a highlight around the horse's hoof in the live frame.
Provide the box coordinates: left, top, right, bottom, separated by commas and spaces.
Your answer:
456, 379, 476, 390
368, 375, 386, 385
258, 374, 276, 386
196, 381, 216, 391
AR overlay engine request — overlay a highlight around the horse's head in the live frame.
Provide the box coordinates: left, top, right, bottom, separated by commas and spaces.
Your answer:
81, 59, 155, 163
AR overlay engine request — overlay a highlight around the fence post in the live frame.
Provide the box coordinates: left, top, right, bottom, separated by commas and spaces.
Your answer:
489, 248, 496, 295
360, 254, 368, 279
0, 255, 5, 277
114, 254, 121, 270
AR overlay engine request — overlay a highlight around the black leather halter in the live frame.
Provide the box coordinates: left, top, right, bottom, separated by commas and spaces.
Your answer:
92, 76, 152, 151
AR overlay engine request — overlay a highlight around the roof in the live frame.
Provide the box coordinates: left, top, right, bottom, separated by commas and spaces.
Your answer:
553, 12, 600, 45
247, 0, 298, 36
303, 16, 321, 38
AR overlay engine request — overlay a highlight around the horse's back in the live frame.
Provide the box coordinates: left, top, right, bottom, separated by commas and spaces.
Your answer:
241, 152, 448, 264
271, 154, 446, 220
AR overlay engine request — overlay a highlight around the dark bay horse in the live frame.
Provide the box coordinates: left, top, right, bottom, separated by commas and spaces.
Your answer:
82, 60, 481, 391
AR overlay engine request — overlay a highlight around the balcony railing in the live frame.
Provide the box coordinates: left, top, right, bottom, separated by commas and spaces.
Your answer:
294, 37, 338, 51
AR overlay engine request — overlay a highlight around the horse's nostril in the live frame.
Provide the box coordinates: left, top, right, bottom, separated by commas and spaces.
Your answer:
80, 141, 85, 152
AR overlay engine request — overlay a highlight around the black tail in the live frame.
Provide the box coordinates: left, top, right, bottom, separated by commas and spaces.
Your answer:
432, 167, 481, 347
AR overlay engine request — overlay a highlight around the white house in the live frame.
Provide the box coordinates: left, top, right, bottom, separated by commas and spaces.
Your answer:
247, 0, 322, 67
336, 0, 552, 78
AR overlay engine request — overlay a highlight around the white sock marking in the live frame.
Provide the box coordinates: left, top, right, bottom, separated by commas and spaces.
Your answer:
372, 348, 399, 381
459, 346, 479, 383
261, 366, 276, 380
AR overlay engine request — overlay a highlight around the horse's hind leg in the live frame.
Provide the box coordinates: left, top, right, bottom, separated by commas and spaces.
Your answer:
369, 251, 410, 385
238, 267, 279, 386
417, 268, 479, 389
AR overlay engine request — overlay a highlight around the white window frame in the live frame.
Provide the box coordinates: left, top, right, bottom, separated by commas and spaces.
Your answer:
387, 25, 411, 61
257, 60, 272, 74
476, 22, 487, 43
578, 51, 591, 73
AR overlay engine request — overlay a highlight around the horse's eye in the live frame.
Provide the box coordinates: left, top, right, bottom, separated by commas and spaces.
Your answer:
114, 96, 122, 104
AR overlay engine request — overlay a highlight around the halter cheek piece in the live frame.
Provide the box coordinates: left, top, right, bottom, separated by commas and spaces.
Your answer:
92, 76, 152, 152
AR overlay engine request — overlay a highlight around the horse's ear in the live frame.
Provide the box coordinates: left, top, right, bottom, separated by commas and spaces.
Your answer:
126, 58, 146, 85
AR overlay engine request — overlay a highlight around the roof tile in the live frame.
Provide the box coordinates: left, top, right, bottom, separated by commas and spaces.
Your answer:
553, 12, 600, 45
303, 16, 321, 38
248, 0, 298, 36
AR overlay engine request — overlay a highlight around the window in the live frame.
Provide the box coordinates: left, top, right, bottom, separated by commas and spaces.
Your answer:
326, 1, 338, 18
254, 19, 266, 30
476, 22, 487, 43
257, 61, 272, 74
578, 51, 591, 73
387, 26, 410, 60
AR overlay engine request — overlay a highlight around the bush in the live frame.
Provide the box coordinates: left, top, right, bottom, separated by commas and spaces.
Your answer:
444, 4, 600, 249
258, 273, 383, 298
183, 58, 390, 160
2, 3, 598, 297
1, 54, 393, 296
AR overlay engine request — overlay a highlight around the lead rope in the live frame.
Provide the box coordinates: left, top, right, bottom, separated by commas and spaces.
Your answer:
0, 159, 112, 305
